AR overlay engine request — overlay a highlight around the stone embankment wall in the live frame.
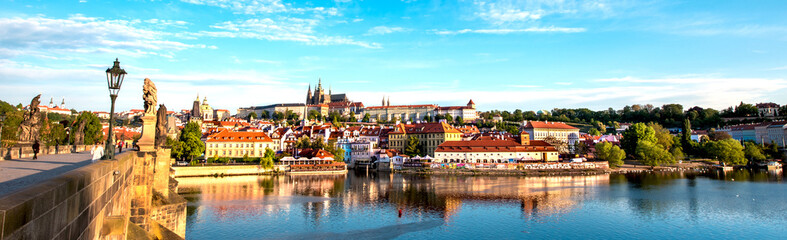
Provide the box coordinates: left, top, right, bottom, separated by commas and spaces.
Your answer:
0, 151, 135, 240
0, 149, 188, 240
1, 144, 93, 160
172, 165, 287, 177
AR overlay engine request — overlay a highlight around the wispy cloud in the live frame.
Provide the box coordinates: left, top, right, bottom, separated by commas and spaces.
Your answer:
508, 85, 540, 88
0, 15, 205, 58
189, 18, 381, 48
472, 0, 610, 25
180, 0, 339, 16
365, 26, 410, 35
434, 26, 585, 35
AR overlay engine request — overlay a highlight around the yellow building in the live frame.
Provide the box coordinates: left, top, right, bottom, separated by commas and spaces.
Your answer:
205, 130, 274, 158
389, 122, 462, 157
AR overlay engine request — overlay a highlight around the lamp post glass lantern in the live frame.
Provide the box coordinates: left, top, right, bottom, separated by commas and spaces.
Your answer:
104, 58, 126, 159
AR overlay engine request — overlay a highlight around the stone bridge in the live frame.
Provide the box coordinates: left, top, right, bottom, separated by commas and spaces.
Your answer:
0, 149, 186, 240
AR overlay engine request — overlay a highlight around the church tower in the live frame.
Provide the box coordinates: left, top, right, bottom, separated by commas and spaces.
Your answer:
307, 84, 313, 104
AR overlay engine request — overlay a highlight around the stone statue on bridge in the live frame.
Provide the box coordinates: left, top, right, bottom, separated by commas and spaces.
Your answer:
143, 78, 157, 116
17, 94, 42, 143
155, 104, 168, 148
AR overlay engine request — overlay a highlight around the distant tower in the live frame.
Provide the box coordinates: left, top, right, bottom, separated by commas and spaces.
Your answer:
382, 96, 385, 106
49, 98, 54, 108
307, 84, 312, 104
191, 94, 201, 118
387, 97, 390, 107
60, 98, 65, 109
467, 99, 476, 109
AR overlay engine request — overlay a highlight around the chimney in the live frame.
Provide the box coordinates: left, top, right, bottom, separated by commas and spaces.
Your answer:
519, 131, 530, 145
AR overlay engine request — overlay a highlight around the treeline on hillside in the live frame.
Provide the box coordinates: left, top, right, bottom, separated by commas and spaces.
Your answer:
479, 102, 786, 131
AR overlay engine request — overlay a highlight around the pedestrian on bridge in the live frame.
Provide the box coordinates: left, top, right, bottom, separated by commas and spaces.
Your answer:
90, 144, 103, 161
32, 140, 40, 160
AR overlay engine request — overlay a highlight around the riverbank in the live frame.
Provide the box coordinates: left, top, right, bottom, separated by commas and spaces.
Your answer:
395, 167, 611, 176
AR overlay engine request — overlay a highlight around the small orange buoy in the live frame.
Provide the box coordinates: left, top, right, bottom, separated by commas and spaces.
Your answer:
398, 209, 403, 217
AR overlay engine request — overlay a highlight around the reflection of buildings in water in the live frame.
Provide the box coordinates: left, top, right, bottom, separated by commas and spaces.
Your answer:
178, 174, 348, 223
179, 173, 610, 224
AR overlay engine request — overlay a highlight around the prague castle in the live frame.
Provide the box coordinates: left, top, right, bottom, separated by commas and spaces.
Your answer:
306, 78, 348, 105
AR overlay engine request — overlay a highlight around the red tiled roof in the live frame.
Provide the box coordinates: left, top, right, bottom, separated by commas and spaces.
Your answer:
206, 130, 273, 142
756, 102, 779, 108
437, 106, 471, 110
523, 121, 578, 130
297, 148, 335, 158
436, 140, 556, 153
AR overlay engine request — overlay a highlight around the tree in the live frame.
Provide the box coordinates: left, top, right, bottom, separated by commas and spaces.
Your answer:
71, 111, 104, 145
648, 123, 673, 150
707, 129, 732, 141
743, 142, 767, 162
260, 148, 275, 169
595, 142, 625, 168
705, 138, 748, 165
0, 103, 23, 147
681, 118, 692, 155
404, 136, 422, 157
444, 113, 453, 123
41, 120, 67, 146
348, 114, 357, 123
455, 116, 464, 125
574, 142, 590, 156
168, 137, 184, 160
636, 140, 675, 167
362, 113, 370, 122
180, 122, 205, 162
704, 139, 746, 165
325, 140, 345, 162
422, 115, 430, 122
765, 142, 781, 159
621, 123, 656, 155
248, 112, 258, 121
307, 110, 321, 121
261, 110, 270, 119
295, 136, 311, 149
670, 146, 684, 161
588, 128, 601, 136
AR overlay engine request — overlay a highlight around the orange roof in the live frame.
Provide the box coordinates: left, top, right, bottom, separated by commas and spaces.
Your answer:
523, 121, 578, 130
365, 104, 437, 110
215, 109, 230, 112
391, 122, 461, 134
297, 148, 335, 158
436, 140, 555, 153
206, 130, 273, 142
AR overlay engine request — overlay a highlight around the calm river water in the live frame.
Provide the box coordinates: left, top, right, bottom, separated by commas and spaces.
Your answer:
178, 170, 786, 239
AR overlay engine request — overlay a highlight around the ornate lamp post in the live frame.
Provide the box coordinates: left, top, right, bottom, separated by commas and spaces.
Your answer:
103, 58, 127, 160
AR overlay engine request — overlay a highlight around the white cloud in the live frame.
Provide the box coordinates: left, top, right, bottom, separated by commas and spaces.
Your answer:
191, 18, 381, 48
0, 15, 199, 58
352, 18, 364, 22
365, 26, 410, 35
434, 26, 585, 35
180, 0, 339, 16
472, 0, 615, 25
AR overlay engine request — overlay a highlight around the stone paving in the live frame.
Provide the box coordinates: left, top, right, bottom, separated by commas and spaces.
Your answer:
0, 149, 127, 197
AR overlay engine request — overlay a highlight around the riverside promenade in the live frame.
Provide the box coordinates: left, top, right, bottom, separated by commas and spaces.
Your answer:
0, 150, 124, 196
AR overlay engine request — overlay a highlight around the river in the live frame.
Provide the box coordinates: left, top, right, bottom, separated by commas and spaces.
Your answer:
178, 169, 786, 239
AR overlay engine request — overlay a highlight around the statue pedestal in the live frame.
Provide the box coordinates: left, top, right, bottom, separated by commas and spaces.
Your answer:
138, 114, 156, 152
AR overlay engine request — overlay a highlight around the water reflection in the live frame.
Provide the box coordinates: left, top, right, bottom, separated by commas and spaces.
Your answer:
180, 170, 787, 239
178, 173, 609, 224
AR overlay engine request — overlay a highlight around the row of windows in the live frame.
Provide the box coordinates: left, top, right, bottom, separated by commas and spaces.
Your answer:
207, 149, 268, 157
207, 143, 271, 148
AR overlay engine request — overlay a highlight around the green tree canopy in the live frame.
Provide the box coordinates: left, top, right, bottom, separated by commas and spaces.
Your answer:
705, 139, 746, 165
588, 128, 601, 136
260, 148, 275, 169
621, 123, 656, 155
595, 142, 625, 168
648, 122, 673, 150
71, 111, 104, 145
179, 121, 205, 162
636, 140, 675, 167
325, 139, 345, 162
743, 142, 767, 162
362, 113, 370, 122
404, 136, 422, 157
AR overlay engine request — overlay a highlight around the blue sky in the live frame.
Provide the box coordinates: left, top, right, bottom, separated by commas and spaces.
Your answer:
1, 0, 786, 113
